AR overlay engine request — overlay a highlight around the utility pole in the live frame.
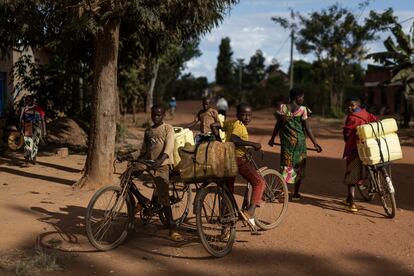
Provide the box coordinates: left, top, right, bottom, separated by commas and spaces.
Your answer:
239, 64, 242, 94
237, 58, 244, 94
289, 30, 294, 89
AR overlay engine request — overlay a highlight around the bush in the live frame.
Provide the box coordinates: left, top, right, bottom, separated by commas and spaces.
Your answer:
116, 122, 127, 143
329, 106, 345, 118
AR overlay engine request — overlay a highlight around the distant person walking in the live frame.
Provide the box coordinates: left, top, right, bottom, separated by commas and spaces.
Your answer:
168, 97, 177, 119
268, 87, 322, 201
20, 95, 46, 167
216, 96, 229, 117
342, 96, 377, 212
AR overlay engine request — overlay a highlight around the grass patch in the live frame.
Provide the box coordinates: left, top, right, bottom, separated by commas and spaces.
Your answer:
0, 246, 70, 276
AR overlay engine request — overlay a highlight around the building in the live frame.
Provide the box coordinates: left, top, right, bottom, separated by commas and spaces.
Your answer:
363, 64, 405, 115
0, 47, 48, 118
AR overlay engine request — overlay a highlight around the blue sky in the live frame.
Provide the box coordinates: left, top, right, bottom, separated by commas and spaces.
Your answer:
183, 0, 414, 82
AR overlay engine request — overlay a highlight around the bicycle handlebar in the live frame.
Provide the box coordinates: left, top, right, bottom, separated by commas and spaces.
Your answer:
113, 158, 156, 174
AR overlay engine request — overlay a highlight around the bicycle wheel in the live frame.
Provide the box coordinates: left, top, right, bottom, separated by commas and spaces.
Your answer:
376, 168, 397, 218
85, 185, 134, 251
356, 177, 375, 202
254, 169, 289, 230
159, 181, 192, 226
195, 185, 236, 258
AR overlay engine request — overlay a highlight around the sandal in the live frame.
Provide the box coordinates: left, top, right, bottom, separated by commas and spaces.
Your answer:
221, 228, 231, 242
345, 203, 358, 213
240, 210, 260, 235
291, 194, 304, 201
169, 231, 184, 242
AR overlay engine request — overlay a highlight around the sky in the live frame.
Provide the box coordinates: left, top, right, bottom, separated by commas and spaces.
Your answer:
183, 0, 414, 82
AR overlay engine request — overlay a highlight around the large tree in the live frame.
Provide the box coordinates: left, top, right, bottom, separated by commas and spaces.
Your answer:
272, 4, 396, 113
245, 49, 266, 87
215, 37, 234, 86
1, 0, 239, 189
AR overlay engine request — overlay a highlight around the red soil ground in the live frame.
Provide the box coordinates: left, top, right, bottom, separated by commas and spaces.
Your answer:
0, 101, 413, 275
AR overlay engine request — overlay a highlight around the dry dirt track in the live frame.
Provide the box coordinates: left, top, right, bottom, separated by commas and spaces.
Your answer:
0, 101, 413, 276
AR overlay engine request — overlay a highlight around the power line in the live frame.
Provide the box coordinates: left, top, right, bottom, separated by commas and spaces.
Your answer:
399, 16, 414, 25
275, 34, 290, 57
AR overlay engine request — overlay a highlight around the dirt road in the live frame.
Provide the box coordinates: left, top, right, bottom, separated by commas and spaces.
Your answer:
1, 101, 413, 275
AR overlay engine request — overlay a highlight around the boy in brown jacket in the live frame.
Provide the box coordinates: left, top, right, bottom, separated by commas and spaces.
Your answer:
122, 105, 183, 241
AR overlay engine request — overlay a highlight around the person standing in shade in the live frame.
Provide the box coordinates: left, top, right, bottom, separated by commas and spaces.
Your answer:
268, 87, 322, 201
20, 95, 46, 167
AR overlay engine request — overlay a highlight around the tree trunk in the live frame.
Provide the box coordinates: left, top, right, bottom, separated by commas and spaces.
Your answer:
74, 18, 120, 189
132, 96, 137, 123
145, 60, 159, 113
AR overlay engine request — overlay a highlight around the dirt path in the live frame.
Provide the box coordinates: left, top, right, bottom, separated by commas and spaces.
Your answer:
1, 101, 413, 275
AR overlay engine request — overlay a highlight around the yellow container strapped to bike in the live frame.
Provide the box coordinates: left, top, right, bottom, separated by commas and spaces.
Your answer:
356, 118, 403, 165
356, 118, 398, 140
176, 141, 238, 182
173, 127, 195, 167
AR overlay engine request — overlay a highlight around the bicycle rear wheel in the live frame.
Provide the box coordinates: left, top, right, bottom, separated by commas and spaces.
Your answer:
356, 177, 375, 202
195, 185, 236, 258
159, 181, 192, 226
85, 185, 134, 251
254, 169, 289, 230
375, 168, 397, 218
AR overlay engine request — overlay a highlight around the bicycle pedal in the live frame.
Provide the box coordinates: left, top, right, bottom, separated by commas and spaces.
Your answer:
135, 203, 144, 213
251, 230, 262, 236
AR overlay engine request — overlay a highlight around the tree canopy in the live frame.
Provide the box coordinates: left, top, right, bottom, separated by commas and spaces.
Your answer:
272, 3, 396, 114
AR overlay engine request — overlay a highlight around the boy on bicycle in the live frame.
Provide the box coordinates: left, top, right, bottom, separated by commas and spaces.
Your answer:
120, 105, 183, 241
343, 96, 377, 213
211, 102, 265, 231
188, 97, 220, 143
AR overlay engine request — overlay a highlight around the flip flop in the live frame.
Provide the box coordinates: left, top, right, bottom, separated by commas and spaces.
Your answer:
344, 203, 358, 213
169, 231, 184, 242
240, 210, 260, 235
291, 194, 304, 201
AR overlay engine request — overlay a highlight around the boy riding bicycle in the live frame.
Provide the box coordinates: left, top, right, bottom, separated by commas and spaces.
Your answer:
119, 105, 183, 241
188, 97, 220, 144
211, 102, 265, 231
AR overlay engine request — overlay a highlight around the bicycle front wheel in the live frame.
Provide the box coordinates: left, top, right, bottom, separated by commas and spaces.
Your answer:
85, 185, 134, 251
195, 185, 236, 258
159, 181, 192, 227
376, 168, 397, 218
254, 169, 289, 230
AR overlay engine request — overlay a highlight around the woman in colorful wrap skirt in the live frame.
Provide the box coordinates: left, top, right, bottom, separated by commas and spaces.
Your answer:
268, 88, 322, 201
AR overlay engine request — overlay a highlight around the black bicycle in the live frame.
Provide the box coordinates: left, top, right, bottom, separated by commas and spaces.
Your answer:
357, 162, 397, 218
85, 159, 192, 251
194, 149, 288, 257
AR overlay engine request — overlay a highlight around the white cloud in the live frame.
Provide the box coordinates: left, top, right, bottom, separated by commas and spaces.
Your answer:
186, 4, 414, 81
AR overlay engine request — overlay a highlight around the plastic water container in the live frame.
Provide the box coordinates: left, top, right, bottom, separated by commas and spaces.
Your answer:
357, 133, 403, 165
218, 114, 226, 141
173, 127, 194, 167
357, 118, 398, 140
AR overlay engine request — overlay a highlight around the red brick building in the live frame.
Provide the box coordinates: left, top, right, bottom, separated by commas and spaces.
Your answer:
363, 64, 405, 115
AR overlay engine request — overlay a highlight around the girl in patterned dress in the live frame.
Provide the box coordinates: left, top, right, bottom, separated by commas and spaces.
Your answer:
268, 88, 322, 201
20, 95, 46, 166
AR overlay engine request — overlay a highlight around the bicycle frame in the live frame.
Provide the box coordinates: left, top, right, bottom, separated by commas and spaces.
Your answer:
365, 163, 394, 195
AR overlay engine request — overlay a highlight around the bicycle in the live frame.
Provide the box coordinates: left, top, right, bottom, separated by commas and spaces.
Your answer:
85, 159, 192, 251
356, 162, 396, 218
194, 149, 288, 258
